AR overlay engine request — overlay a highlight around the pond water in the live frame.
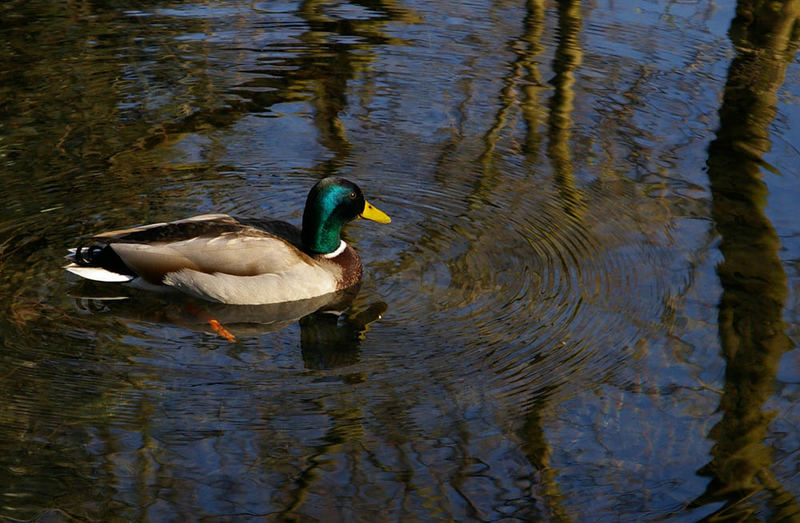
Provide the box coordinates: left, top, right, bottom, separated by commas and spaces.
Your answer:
1, 0, 799, 520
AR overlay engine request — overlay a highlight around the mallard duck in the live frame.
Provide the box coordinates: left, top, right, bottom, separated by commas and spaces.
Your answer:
65, 177, 391, 305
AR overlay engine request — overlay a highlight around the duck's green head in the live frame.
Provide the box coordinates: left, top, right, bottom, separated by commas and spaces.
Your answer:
301, 177, 391, 254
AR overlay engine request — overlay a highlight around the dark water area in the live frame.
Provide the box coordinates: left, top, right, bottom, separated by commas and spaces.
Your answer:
1, 0, 799, 520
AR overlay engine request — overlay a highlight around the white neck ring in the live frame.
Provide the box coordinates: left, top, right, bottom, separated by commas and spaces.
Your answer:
323, 240, 347, 258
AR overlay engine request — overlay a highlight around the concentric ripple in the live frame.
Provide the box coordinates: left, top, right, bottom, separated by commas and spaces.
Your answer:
364, 171, 671, 408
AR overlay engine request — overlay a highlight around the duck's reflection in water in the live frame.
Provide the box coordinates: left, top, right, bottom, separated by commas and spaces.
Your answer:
71, 284, 387, 369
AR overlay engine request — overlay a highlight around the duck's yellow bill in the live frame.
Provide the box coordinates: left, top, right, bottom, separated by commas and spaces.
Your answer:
360, 200, 391, 224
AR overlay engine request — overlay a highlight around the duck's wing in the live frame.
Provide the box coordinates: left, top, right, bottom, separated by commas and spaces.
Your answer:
73, 215, 313, 284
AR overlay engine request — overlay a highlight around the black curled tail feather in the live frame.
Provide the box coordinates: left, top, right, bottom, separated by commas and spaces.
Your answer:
73, 244, 137, 277
73, 245, 103, 265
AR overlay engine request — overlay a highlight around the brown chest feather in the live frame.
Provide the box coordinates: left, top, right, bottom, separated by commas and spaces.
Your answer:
324, 245, 363, 290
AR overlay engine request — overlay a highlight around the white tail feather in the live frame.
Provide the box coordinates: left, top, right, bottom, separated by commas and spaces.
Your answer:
65, 264, 134, 283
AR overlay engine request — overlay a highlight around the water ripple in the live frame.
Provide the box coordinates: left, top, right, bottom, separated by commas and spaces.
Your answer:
365, 172, 668, 407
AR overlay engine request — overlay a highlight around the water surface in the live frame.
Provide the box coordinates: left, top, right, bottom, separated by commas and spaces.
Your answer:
1, 0, 799, 520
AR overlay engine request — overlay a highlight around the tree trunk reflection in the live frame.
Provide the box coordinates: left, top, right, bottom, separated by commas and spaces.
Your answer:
693, 0, 799, 519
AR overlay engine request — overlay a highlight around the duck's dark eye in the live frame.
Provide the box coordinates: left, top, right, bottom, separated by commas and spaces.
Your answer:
349, 191, 357, 200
